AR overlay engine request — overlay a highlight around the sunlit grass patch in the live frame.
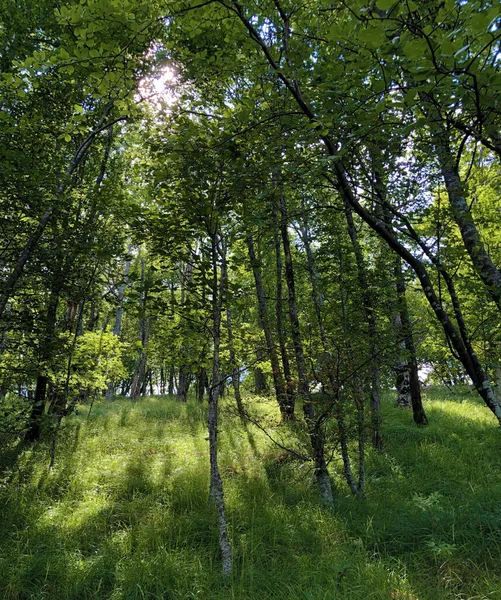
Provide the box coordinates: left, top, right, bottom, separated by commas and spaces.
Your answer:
1, 389, 501, 599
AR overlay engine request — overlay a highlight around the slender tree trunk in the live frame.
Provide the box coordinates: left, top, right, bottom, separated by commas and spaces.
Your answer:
226, 306, 245, 418
197, 367, 208, 403
394, 258, 428, 424
421, 100, 501, 311
168, 367, 175, 396
130, 319, 149, 402
208, 231, 231, 577
343, 204, 383, 449
245, 233, 293, 419
25, 283, 60, 441
439, 144, 501, 309
273, 210, 295, 409
279, 194, 333, 505
175, 252, 197, 401
393, 309, 413, 409
130, 258, 149, 402
106, 246, 132, 402
112, 249, 133, 338
87, 300, 99, 331
0, 208, 54, 322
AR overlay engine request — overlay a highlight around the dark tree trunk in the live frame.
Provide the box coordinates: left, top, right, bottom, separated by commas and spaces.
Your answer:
130, 259, 150, 402
279, 194, 333, 505
253, 359, 268, 394
226, 306, 245, 418
25, 281, 60, 442
393, 312, 412, 408
25, 376, 48, 442
395, 258, 428, 426
160, 366, 165, 395
197, 367, 208, 403
246, 233, 293, 419
176, 368, 191, 402
168, 367, 175, 396
273, 211, 295, 410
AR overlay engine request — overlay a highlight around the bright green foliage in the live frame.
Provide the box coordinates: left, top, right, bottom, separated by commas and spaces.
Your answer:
68, 331, 126, 395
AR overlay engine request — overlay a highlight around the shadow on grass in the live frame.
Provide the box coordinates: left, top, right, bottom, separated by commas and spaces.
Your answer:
1, 392, 501, 599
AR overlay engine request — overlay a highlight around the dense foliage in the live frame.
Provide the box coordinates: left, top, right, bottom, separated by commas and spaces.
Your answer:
1, 0, 500, 588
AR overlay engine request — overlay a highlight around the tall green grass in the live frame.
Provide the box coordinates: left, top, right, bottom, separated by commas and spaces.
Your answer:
1, 388, 500, 599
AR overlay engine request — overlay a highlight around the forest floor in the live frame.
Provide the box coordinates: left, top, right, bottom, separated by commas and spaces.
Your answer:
1, 388, 501, 600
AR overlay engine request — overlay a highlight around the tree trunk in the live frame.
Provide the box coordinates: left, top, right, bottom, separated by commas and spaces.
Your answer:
168, 367, 175, 396
394, 257, 428, 425
279, 194, 333, 505
440, 149, 501, 310
253, 359, 268, 394
421, 99, 501, 311
130, 257, 150, 403
106, 245, 132, 402
25, 283, 60, 441
226, 306, 245, 418
0, 104, 116, 321
197, 367, 208, 403
393, 314, 413, 409
246, 233, 293, 419
273, 211, 295, 410
176, 368, 191, 402
208, 231, 232, 577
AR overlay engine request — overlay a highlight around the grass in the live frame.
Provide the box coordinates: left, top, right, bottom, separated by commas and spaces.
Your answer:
1, 388, 501, 599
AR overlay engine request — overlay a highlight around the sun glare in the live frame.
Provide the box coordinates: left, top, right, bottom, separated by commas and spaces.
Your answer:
137, 66, 178, 110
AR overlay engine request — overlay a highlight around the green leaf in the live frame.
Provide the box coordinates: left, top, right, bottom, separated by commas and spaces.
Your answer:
403, 39, 429, 59
376, 0, 394, 10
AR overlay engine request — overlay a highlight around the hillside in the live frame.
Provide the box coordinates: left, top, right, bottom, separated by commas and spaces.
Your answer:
1, 389, 500, 600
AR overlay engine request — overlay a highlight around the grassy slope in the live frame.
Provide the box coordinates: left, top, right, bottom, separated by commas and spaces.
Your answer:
1, 388, 501, 600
